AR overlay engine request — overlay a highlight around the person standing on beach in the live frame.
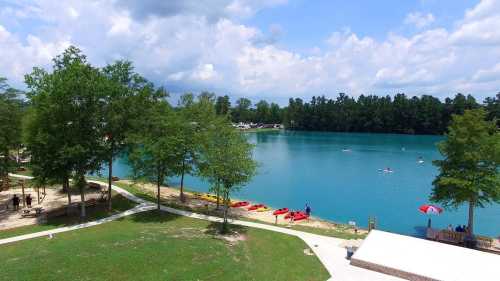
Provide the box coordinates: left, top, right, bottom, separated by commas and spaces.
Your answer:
26, 194, 32, 208
305, 204, 311, 217
12, 195, 20, 211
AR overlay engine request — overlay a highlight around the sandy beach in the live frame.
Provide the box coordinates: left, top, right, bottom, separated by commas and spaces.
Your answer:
120, 180, 367, 235
0, 181, 102, 230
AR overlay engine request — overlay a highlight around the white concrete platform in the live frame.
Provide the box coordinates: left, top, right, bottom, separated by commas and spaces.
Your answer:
351, 230, 500, 281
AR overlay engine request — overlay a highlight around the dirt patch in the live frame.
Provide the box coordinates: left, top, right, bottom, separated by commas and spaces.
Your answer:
303, 248, 315, 256
214, 231, 247, 246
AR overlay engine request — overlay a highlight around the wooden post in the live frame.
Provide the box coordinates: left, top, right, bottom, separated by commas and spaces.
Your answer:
368, 216, 377, 231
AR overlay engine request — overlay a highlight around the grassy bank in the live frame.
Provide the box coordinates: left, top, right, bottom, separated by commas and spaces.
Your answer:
0, 210, 329, 281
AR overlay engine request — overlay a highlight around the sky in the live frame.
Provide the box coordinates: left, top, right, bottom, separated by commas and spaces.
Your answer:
0, 0, 499, 105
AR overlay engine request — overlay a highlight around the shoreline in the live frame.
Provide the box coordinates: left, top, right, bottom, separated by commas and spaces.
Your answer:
118, 179, 368, 238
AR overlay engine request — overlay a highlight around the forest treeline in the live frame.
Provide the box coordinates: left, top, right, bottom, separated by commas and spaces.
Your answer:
216, 93, 500, 135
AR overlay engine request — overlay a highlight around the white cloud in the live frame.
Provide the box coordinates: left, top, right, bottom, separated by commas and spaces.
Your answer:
472, 63, 500, 82
404, 12, 435, 29
0, 24, 70, 82
0, 0, 499, 101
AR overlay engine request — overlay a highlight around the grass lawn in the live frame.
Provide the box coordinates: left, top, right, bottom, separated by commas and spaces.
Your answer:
0, 210, 330, 281
0, 194, 136, 240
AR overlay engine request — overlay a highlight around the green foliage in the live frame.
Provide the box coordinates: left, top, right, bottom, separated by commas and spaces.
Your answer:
284, 93, 484, 134
198, 117, 257, 227
24, 46, 108, 215
100, 60, 155, 208
431, 109, 499, 235
231, 97, 252, 122
127, 97, 183, 208
0, 77, 23, 177
215, 95, 231, 116
484, 93, 500, 127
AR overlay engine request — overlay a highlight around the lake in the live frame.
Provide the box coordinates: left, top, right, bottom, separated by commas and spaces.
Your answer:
102, 131, 500, 237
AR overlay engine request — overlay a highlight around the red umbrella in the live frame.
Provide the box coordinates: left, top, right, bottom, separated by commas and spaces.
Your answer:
419, 204, 443, 215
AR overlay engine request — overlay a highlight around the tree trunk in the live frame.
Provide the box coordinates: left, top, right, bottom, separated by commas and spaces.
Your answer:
467, 200, 475, 238
65, 177, 71, 205
216, 187, 220, 210
62, 177, 67, 192
180, 158, 185, 202
223, 192, 229, 224
21, 180, 26, 208
157, 175, 161, 210
107, 149, 113, 211
221, 190, 230, 233
215, 179, 221, 210
79, 175, 86, 219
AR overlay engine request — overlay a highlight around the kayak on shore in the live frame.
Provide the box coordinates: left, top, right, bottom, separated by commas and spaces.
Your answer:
231, 201, 250, 208
273, 208, 289, 215
248, 204, 265, 211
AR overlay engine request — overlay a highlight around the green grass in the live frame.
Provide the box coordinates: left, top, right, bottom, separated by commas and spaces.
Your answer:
0, 194, 136, 240
0, 210, 330, 281
240, 217, 366, 240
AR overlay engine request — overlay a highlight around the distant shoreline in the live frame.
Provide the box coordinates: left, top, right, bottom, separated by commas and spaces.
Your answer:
239, 127, 282, 133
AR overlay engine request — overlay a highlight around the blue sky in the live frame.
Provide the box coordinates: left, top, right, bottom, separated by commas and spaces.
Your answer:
246, 0, 477, 52
0, 0, 499, 105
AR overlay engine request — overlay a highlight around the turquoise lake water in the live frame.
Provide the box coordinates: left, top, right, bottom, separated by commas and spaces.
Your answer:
102, 131, 500, 237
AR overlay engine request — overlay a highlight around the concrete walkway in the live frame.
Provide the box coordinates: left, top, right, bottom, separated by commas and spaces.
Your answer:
3, 174, 401, 281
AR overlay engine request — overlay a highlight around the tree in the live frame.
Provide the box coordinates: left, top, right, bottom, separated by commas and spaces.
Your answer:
173, 93, 218, 202
127, 90, 181, 210
255, 100, 270, 123
268, 103, 281, 124
25, 46, 106, 218
484, 93, 500, 126
0, 78, 23, 181
232, 98, 252, 122
431, 109, 499, 246
198, 118, 257, 232
100, 60, 154, 210
215, 95, 231, 116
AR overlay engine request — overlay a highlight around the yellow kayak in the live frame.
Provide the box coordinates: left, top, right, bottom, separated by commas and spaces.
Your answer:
256, 206, 270, 212
200, 194, 215, 202
200, 194, 236, 204
192, 192, 203, 199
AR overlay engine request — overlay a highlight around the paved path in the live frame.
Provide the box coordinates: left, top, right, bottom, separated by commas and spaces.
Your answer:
4, 174, 401, 281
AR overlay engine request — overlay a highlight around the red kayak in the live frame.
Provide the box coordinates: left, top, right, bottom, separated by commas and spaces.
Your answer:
285, 211, 309, 221
248, 204, 264, 211
231, 201, 250, 208
273, 208, 289, 215
294, 213, 309, 221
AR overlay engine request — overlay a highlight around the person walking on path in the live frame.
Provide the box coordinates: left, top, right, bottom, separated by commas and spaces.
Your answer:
26, 194, 32, 208
12, 195, 20, 211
